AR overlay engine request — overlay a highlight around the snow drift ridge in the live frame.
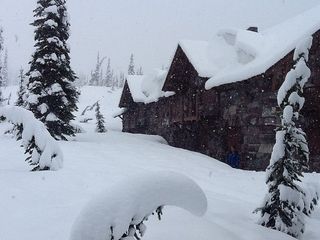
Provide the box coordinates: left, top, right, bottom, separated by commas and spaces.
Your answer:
70, 171, 207, 240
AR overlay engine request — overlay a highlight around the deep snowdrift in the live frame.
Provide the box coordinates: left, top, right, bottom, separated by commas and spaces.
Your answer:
70, 171, 207, 240
0, 86, 319, 240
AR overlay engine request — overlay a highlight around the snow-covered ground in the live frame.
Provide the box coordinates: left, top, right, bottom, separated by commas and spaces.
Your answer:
0, 86, 319, 240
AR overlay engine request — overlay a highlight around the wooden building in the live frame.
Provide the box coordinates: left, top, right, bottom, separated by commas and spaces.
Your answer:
119, 9, 320, 172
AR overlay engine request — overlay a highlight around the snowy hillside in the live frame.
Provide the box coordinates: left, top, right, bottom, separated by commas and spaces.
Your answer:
0, 86, 319, 240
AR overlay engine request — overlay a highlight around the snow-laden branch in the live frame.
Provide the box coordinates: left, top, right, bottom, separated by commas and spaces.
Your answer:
0, 106, 63, 171
70, 171, 207, 240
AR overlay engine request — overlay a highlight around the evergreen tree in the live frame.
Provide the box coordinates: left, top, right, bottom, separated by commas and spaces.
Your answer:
0, 27, 3, 103
90, 53, 100, 86
104, 58, 112, 87
112, 74, 119, 90
119, 71, 125, 88
128, 53, 135, 75
136, 66, 143, 75
95, 102, 106, 133
257, 37, 313, 238
2, 48, 8, 87
110, 70, 115, 90
26, 0, 79, 140
16, 68, 27, 107
0, 27, 3, 54
100, 68, 103, 86
90, 52, 106, 86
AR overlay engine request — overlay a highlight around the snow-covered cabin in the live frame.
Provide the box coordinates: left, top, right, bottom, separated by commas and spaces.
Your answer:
119, 6, 320, 172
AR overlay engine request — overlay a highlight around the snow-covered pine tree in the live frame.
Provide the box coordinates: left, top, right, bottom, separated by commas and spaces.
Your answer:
0, 27, 3, 103
257, 37, 313, 239
89, 53, 100, 86
112, 74, 119, 90
110, 70, 115, 90
16, 68, 27, 107
90, 52, 106, 86
119, 71, 125, 88
2, 48, 8, 87
128, 53, 135, 75
136, 66, 143, 75
0, 27, 3, 54
95, 102, 106, 133
26, 0, 79, 140
100, 68, 103, 86
0, 106, 63, 171
104, 58, 112, 87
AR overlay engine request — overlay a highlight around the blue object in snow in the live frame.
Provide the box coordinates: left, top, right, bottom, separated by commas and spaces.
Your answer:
226, 152, 240, 168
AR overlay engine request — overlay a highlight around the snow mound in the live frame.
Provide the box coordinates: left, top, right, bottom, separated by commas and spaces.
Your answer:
0, 106, 63, 170
70, 171, 207, 240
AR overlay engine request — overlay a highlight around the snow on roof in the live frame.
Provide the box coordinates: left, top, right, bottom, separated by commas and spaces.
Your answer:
204, 5, 320, 89
112, 107, 127, 118
174, 5, 320, 90
125, 70, 174, 104
141, 69, 172, 103
179, 40, 218, 78
126, 75, 146, 103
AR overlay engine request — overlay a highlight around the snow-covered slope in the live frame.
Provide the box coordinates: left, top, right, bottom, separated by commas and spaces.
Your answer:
0, 86, 319, 240
75, 86, 123, 131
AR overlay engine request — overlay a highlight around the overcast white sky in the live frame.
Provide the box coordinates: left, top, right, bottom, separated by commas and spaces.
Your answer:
0, 0, 320, 82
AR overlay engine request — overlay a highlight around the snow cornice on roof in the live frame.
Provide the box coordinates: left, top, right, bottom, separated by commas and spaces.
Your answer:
125, 69, 172, 104
205, 4, 320, 89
